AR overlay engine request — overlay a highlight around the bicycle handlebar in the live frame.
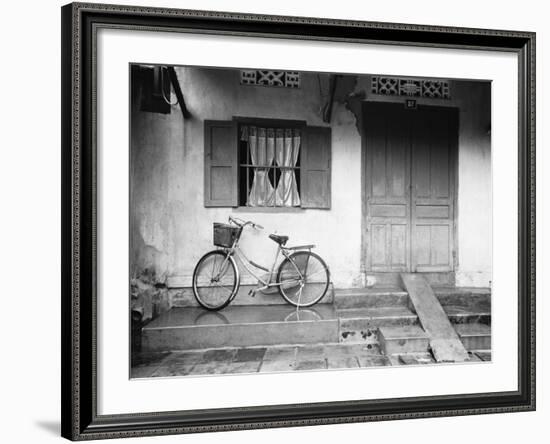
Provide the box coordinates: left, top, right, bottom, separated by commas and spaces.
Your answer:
228, 215, 264, 230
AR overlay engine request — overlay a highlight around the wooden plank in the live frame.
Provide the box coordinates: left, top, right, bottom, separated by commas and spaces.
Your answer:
401, 273, 468, 362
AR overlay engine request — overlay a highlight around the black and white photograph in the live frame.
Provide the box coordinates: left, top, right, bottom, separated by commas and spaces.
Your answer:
129, 65, 492, 378
1, 0, 544, 442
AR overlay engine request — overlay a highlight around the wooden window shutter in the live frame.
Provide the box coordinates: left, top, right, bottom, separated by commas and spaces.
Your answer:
301, 126, 331, 209
204, 120, 238, 207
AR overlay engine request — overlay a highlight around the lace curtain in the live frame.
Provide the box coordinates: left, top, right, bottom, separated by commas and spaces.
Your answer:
274, 128, 301, 206
241, 126, 301, 207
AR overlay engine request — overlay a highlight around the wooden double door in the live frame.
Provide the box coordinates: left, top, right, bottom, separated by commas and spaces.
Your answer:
363, 102, 458, 273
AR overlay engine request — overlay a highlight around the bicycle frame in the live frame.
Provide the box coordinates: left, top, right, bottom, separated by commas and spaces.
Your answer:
235, 245, 288, 291
221, 236, 306, 295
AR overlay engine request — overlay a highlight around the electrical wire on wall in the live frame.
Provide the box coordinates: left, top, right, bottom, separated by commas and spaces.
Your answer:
161, 84, 179, 106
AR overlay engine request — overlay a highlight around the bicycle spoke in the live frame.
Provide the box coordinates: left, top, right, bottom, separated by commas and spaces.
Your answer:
211, 281, 233, 293
193, 252, 237, 310
211, 254, 217, 279
278, 252, 328, 307
303, 268, 326, 281
195, 280, 233, 290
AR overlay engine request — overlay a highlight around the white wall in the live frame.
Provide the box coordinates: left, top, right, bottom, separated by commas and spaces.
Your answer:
0, 1, 546, 444
132, 70, 491, 288
454, 81, 493, 286
132, 68, 364, 288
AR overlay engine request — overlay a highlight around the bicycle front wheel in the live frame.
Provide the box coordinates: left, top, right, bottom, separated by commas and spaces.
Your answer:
277, 251, 330, 307
192, 251, 239, 310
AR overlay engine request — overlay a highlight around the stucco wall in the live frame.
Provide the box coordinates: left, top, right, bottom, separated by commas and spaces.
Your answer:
130, 67, 491, 289
453, 81, 492, 287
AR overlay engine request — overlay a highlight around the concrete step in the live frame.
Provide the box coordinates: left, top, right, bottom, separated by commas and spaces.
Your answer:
455, 323, 491, 351
141, 305, 339, 351
334, 286, 491, 311
469, 350, 492, 362
433, 287, 491, 307
366, 272, 455, 288
171, 283, 335, 307
388, 353, 435, 366
337, 306, 418, 330
334, 287, 408, 309
378, 325, 429, 355
334, 289, 489, 321
337, 306, 418, 345
444, 305, 491, 325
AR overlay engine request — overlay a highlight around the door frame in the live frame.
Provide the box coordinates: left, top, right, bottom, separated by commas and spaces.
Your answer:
360, 100, 460, 276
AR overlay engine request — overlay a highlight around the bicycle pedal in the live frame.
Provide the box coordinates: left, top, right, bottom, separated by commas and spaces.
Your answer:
248, 289, 256, 297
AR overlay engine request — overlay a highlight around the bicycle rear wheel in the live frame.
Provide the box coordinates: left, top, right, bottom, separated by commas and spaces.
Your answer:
277, 251, 330, 307
192, 250, 239, 310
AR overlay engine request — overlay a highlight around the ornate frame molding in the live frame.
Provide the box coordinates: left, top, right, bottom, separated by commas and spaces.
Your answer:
61, 2, 535, 440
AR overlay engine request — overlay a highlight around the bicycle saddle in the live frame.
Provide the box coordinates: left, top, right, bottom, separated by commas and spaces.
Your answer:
269, 234, 289, 246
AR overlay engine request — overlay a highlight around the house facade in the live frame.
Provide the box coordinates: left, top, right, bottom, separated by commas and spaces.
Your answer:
130, 66, 491, 296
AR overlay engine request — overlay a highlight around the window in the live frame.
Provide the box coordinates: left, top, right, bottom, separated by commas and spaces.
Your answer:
238, 124, 302, 207
204, 118, 331, 209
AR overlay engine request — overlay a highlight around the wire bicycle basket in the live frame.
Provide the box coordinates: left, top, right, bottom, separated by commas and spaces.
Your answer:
213, 223, 240, 248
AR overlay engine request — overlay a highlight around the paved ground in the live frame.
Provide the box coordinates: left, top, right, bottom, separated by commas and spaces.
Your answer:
131, 344, 491, 378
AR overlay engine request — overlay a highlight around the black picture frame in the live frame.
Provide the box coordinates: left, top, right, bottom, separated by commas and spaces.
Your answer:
61, 2, 536, 440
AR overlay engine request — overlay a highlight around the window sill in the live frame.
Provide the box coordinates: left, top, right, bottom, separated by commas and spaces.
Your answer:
234, 206, 305, 214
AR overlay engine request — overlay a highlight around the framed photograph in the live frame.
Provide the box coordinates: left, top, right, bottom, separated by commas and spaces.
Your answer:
61, 2, 536, 440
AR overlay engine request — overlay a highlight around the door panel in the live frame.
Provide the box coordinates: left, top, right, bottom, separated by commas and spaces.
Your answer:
413, 224, 451, 269
365, 104, 411, 272
391, 224, 408, 267
413, 225, 431, 266
364, 103, 457, 273
411, 108, 456, 272
371, 224, 387, 266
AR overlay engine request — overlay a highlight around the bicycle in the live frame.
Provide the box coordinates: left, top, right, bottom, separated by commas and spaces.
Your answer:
192, 216, 330, 311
